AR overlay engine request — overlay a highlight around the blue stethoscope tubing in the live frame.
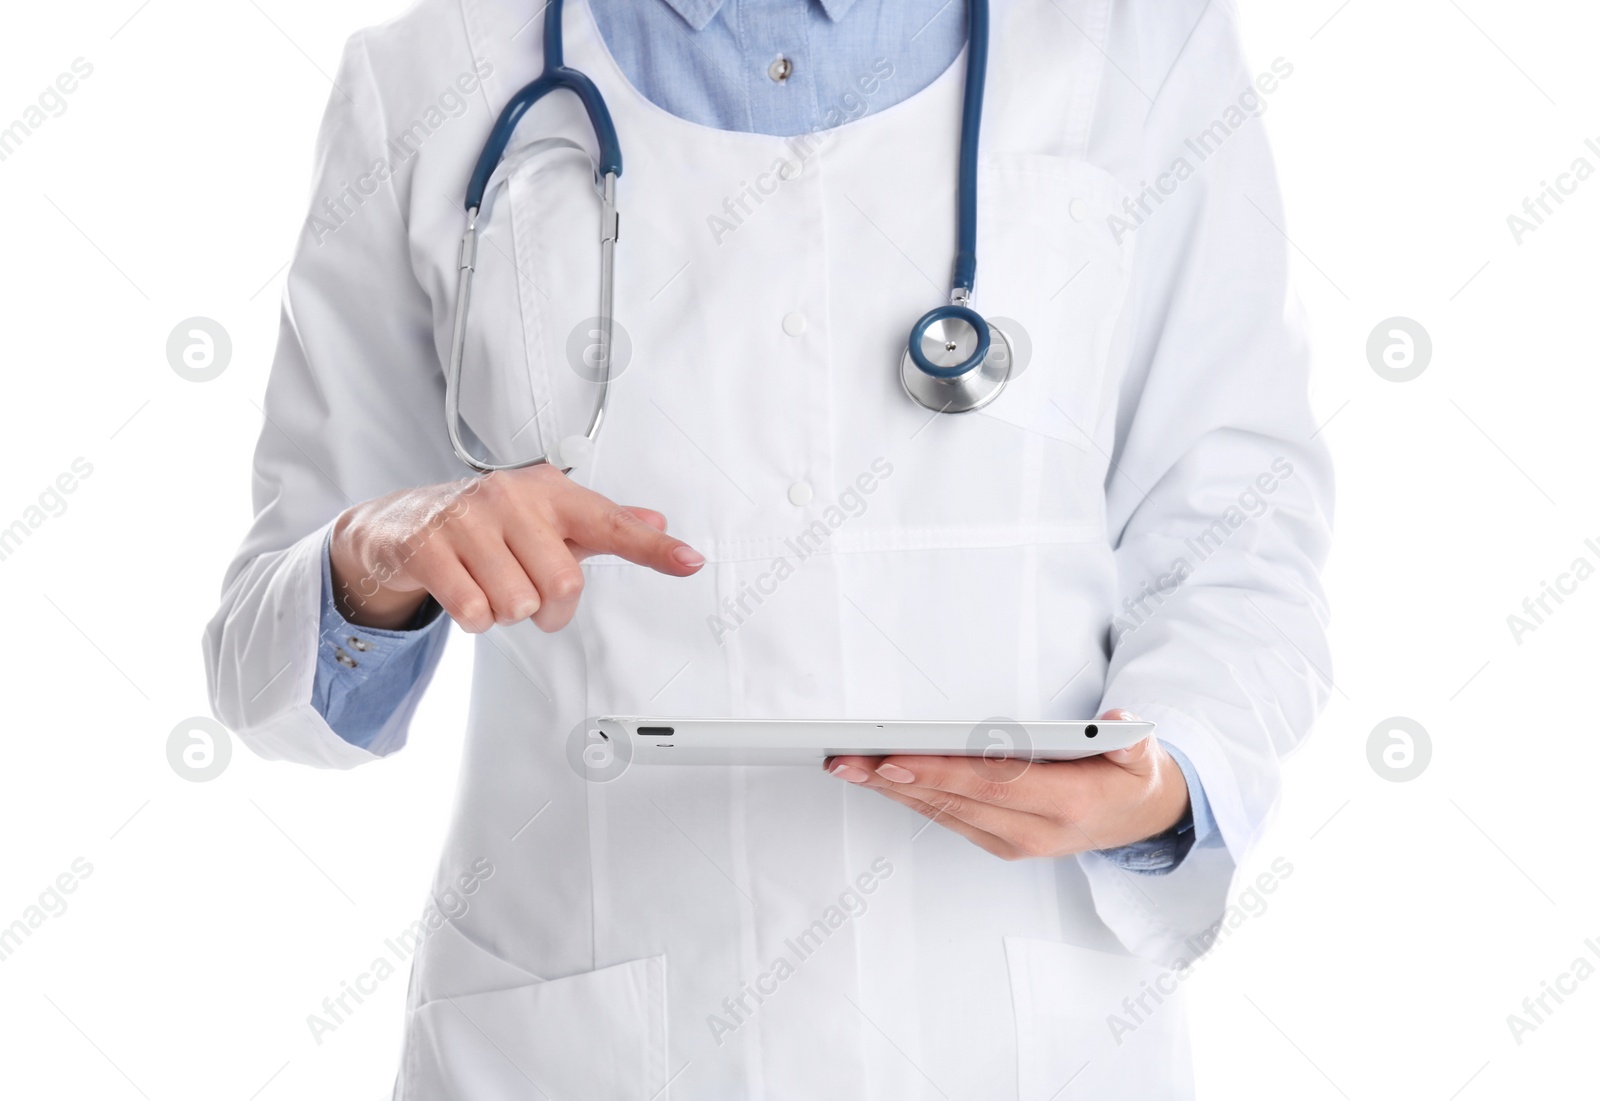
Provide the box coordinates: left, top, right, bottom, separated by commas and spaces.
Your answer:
444, 0, 1008, 474
898, 0, 1015, 414
466, 0, 622, 204
445, 0, 623, 473
907, 0, 988, 378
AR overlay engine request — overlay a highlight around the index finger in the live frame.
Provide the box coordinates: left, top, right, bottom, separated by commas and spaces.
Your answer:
558, 485, 705, 576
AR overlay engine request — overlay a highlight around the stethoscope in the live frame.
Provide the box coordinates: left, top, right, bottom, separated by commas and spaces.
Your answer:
445, 0, 1009, 474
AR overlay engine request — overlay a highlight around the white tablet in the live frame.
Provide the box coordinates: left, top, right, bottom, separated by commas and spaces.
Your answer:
588, 717, 1153, 767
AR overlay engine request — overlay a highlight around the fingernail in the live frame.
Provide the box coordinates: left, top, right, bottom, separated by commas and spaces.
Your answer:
831, 763, 870, 784
876, 762, 915, 783
673, 546, 705, 568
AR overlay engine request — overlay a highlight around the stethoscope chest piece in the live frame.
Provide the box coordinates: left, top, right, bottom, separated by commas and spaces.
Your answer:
900, 305, 1013, 414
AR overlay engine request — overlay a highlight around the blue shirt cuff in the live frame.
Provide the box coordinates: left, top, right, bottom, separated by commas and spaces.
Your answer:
1093, 741, 1220, 876
312, 532, 449, 750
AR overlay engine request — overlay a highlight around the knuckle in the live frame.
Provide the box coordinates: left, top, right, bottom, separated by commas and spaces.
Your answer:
452, 594, 490, 628
541, 567, 585, 601
533, 607, 574, 634
407, 536, 448, 572
492, 594, 531, 623
470, 472, 507, 506
427, 580, 462, 611
603, 506, 639, 537
522, 464, 569, 499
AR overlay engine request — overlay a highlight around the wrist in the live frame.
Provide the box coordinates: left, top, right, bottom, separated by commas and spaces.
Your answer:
1142, 748, 1192, 841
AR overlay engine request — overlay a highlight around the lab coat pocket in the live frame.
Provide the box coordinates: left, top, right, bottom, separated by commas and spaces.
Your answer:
402, 952, 669, 1100
973, 154, 1135, 452
1005, 936, 1192, 1101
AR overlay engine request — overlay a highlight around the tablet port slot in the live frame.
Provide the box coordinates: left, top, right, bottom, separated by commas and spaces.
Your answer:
638, 726, 675, 737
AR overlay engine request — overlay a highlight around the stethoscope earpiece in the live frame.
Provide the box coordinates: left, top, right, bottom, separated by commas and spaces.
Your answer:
901, 304, 1013, 414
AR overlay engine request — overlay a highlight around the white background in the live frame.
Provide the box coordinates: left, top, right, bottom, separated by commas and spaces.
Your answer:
0, 1, 1595, 1098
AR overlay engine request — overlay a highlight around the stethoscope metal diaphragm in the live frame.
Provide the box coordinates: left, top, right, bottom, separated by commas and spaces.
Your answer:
900, 303, 1013, 414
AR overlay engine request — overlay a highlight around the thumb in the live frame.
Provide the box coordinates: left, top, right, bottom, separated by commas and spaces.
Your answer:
1096, 708, 1151, 769
1105, 737, 1158, 770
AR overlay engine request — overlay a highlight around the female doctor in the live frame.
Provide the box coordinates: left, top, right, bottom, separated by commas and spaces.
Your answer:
205, 0, 1332, 1096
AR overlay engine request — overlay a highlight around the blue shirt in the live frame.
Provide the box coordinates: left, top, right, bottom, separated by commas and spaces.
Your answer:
313, 0, 1219, 872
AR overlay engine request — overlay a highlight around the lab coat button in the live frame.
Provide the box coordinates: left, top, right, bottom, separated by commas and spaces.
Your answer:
768, 57, 793, 83
1068, 198, 1089, 222
347, 636, 370, 652
783, 312, 807, 336
335, 647, 359, 669
787, 481, 813, 506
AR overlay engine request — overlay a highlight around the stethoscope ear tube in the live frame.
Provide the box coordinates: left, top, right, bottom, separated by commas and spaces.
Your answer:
447, 0, 624, 474
445, 167, 620, 474
466, 68, 622, 211
443, 215, 510, 474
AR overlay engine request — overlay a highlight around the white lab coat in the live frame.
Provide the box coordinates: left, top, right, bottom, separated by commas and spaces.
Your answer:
205, 0, 1332, 1096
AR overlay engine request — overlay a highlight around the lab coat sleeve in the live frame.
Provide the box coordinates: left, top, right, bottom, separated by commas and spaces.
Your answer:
1082, 4, 1334, 963
203, 31, 462, 768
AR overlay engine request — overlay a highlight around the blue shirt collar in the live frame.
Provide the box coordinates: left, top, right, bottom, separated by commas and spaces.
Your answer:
662, 0, 860, 34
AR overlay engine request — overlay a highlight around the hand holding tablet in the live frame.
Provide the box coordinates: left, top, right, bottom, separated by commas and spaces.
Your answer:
824, 708, 1194, 861
578, 709, 1187, 860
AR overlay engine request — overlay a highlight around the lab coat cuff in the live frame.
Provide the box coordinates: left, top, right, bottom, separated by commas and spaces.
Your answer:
1110, 702, 1255, 864
205, 520, 390, 769
1076, 705, 1248, 962
1164, 743, 1221, 852
1089, 741, 1217, 876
